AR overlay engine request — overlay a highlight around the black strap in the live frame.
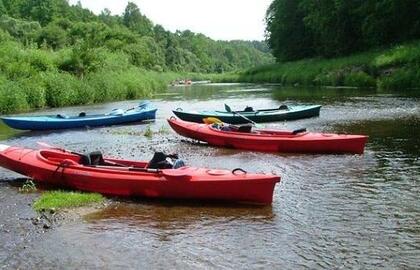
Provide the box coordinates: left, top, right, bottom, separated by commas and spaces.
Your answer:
232, 168, 247, 174
292, 128, 307, 135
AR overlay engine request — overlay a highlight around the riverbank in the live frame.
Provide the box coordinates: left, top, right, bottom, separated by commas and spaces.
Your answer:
3, 40, 419, 115
0, 67, 211, 115
0, 36, 212, 115
212, 40, 420, 90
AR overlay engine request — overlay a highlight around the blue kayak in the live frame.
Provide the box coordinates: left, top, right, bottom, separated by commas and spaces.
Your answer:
1, 101, 157, 130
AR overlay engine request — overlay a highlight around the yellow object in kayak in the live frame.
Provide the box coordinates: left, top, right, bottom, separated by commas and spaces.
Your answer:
203, 117, 223, 124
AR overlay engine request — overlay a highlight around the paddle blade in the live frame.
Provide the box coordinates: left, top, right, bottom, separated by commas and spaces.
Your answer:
224, 104, 232, 112
203, 117, 223, 124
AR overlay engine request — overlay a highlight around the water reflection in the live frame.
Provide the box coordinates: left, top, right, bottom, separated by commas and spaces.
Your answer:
334, 116, 420, 157
0, 122, 22, 140
85, 201, 274, 233
271, 86, 420, 103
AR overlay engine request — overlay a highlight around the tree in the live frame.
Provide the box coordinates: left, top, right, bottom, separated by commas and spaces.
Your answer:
58, 41, 104, 78
266, 0, 314, 61
36, 23, 67, 49
123, 2, 153, 36
0, 15, 41, 43
69, 21, 109, 47
20, 0, 68, 26
2, 0, 25, 18
301, 0, 364, 57
123, 36, 165, 70
265, 0, 420, 61
99, 8, 119, 26
66, 0, 96, 22
0, 0, 6, 16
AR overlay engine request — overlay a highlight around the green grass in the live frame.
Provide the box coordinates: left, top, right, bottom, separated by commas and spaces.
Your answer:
143, 125, 153, 138
19, 179, 37, 193
0, 38, 215, 114
33, 190, 104, 212
209, 40, 420, 90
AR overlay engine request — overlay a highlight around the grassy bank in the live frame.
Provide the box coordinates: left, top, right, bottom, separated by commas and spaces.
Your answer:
211, 40, 420, 90
0, 31, 211, 115
33, 191, 104, 211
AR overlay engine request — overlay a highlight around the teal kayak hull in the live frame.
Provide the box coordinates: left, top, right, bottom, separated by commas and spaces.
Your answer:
1, 101, 156, 130
173, 105, 321, 124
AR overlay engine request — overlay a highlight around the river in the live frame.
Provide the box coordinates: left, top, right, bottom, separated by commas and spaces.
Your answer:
0, 84, 419, 269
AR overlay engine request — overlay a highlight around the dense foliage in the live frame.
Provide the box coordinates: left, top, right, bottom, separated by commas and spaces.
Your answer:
0, 0, 273, 114
214, 40, 420, 90
266, 0, 420, 61
0, 0, 273, 73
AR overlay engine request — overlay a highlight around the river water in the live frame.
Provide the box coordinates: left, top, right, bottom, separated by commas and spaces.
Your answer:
0, 84, 419, 269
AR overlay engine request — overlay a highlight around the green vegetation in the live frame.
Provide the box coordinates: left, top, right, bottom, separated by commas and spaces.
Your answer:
266, 0, 420, 61
0, 0, 273, 114
19, 179, 37, 193
33, 190, 104, 211
215, 41, 420, 89
158, 125, 169, 134
143, 125, 153, 138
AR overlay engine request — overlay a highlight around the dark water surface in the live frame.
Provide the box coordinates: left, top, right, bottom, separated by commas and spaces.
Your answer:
0, 84, 419, 269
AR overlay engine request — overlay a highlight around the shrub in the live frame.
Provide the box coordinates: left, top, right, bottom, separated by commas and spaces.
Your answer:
42, 71, 79, 107
18, 77, 46, 108
0, 81, 29, 114
378, 67, 420, 90
343, 71, 376, 88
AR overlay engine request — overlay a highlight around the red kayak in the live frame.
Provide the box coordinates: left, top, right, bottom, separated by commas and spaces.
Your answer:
168, 118, 368, 154
0, 145, 280, 204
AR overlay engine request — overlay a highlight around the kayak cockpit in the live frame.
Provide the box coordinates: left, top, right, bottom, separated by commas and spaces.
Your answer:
37, 149, 185, 171
209, 123, 308, 137
38, 150, 80, 164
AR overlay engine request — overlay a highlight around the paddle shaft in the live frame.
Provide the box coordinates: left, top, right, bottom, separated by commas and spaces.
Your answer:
224, 104, 257, 125
231, 111, 257, 125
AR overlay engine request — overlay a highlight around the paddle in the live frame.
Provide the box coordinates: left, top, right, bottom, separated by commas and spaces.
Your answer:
224, 104, 258, 126
123, 100, 151, 113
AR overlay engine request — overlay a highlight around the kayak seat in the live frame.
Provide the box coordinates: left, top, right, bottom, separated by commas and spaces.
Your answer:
244, 106, 254, 112
278, 104, 288, 110
89, 151, 105, 165
147, 152, 185, 169
147, 152, 173, 169
56, 114, 68, 119
79, 151, 105, 166
214, 124, 252, 133
237, 124, 253, 133
79, 112, 86, 117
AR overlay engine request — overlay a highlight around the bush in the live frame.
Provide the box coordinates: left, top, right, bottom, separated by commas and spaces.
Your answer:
378, 67, 420, 90
36, 23, 68, 49
42, 71, 79, 107
0, 82, 29, 114
343, 71, 376, 88
18, 77, 46, 108
24, 48, 56, 72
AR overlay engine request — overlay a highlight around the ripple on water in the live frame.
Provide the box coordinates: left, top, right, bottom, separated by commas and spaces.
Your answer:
0, 85, 419, 269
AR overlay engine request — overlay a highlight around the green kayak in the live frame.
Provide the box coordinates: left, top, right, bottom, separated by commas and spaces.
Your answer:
172, 104, 322, 124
